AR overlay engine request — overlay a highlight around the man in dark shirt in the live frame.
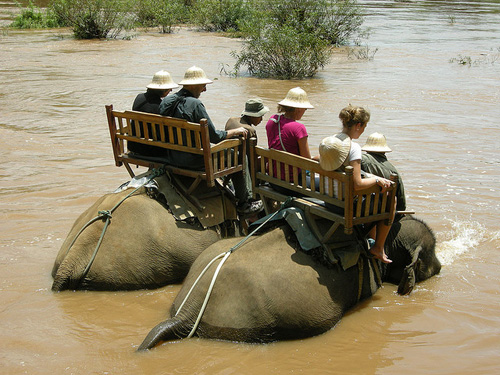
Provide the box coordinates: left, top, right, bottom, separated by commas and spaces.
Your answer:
361, 132, 406, 221
129, 70, 178, 156
160, 66, 263, 214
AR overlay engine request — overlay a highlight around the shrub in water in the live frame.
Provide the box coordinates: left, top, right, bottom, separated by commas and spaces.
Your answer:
135, 0, 187, 33
233, 0, 364, 78
190, 0, 250, 32
50, 0, 135, 39
10, 1, 64, 29
233, 24, 331, 79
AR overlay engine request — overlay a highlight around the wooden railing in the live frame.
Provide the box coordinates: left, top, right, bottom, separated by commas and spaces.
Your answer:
249, 138, 397, 236
106, 105, 246, 195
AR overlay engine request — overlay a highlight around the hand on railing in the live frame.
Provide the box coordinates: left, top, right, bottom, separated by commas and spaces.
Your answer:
227, 127, 249, 139
375, 177, 394, 193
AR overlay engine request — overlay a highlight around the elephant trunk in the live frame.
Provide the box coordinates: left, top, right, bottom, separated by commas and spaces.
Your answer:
397, 245, 422, 295
137, 316, 188, 351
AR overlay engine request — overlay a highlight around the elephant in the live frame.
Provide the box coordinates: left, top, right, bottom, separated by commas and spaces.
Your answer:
51, 186, 224, 291
138, 215, 441, 350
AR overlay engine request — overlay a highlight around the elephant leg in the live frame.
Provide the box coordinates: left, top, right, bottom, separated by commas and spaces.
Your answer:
397, 245, 422, 295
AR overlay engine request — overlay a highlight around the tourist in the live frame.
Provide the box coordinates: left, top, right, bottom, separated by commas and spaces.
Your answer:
361, 132, 406, 222
129, 70, 178, 156
225, 98, 269, 142
266, 87, 316, 160
159, 66, 262, 214
319, 105, 395, 263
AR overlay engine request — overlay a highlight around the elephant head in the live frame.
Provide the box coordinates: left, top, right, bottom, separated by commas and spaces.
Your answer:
383, 215, 441, 295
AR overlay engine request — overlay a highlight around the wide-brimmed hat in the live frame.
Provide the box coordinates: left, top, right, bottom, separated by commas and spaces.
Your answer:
241, 98, 270, 117
146, 70, 179, 89
179, 66, 213, 85
319, 133, 352, 171
278, 87, 314, 109
361, 132, 392, 153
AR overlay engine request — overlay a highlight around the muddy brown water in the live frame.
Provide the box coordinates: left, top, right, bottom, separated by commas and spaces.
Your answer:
1, 1, 500, 374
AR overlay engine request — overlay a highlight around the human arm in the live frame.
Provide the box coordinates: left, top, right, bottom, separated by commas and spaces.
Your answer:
350, 160, 393, 192
297, 136, 312, 159
226, 127, 249, 139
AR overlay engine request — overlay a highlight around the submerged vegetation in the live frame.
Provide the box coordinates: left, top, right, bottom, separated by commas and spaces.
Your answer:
233, 0, 365, 78
449, 48, 500, 66
10, 1, 64, 28
50, 0, 135, 39
9, 0, 367, 79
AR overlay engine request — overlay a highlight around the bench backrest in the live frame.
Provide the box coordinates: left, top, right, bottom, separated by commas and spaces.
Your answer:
106, 105, 245, 187
249, 140, 397, 234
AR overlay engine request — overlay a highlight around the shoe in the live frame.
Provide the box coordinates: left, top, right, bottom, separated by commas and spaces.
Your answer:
237, 200, 264, 214
367, 238, 375, 248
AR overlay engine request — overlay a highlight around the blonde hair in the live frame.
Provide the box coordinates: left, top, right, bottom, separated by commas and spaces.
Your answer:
339, 105, 370, 128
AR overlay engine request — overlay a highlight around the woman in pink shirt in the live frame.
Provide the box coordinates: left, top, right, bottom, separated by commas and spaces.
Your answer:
266, 87, 314, 159
265, 87, 319, 195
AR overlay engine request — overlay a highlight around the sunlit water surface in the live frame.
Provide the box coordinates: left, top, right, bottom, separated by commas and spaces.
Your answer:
1, 1, 499, 374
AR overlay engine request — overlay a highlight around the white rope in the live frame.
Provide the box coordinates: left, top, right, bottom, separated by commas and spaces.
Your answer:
174, 197, 293, 338
187, 251, 232, 338
175, 252, 226, 315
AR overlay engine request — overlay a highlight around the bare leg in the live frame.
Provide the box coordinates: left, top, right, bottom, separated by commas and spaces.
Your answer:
367, 226, 376, 240
369, 197, 396, 264
369, 221, 392, 264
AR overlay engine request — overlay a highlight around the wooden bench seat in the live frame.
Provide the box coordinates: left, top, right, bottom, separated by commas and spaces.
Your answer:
106, 105, 246, 197
249, 139, 397, 237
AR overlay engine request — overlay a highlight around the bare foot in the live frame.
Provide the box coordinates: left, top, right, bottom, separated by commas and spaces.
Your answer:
369, 245, 392, 264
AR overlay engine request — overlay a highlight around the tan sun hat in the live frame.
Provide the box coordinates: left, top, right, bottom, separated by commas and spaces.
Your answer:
179, 66, 213, 85
319, 133, 352, 171
241, 98, 270, 117
146, 70, 179, 89
361, 132, 392, 153
278, 87, 314, 109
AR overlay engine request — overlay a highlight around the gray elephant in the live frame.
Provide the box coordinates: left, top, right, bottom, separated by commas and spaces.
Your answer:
51, 186, 223, 291
138, 215, 441, 350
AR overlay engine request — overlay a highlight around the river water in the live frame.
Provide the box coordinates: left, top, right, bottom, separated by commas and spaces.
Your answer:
1, 1, 499, 374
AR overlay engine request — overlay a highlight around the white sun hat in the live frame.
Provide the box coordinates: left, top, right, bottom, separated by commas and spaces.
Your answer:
146, 70, 179, 89
361, 132, 392, 153
278, 87, 314, 109
319, 133, 352, 171
178, 66, 213, 85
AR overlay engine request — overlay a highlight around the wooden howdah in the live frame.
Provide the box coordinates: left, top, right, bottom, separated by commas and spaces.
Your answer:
248, 138, 398, 237
106, 105, 246, 196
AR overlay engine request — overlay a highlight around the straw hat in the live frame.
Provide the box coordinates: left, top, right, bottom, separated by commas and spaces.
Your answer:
179, 66, 213, 85
146, 70, 179, 89
361, 132, 392, 153
278, 87, 314, 109
319, 133, 352, 171
241, 98, 270, 117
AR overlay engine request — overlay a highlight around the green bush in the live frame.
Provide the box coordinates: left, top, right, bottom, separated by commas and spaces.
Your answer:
190, 0, 249, 32
135, 0, 187, 33
232, 0, 364, 78
243, 0, 364, 45
50, 0, 136, 39
233, 24, 331, 79
10, 1, 64, 29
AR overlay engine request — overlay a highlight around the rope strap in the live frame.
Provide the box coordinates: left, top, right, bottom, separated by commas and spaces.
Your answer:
176, 197, 293, 338
60, 168, 165, 286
